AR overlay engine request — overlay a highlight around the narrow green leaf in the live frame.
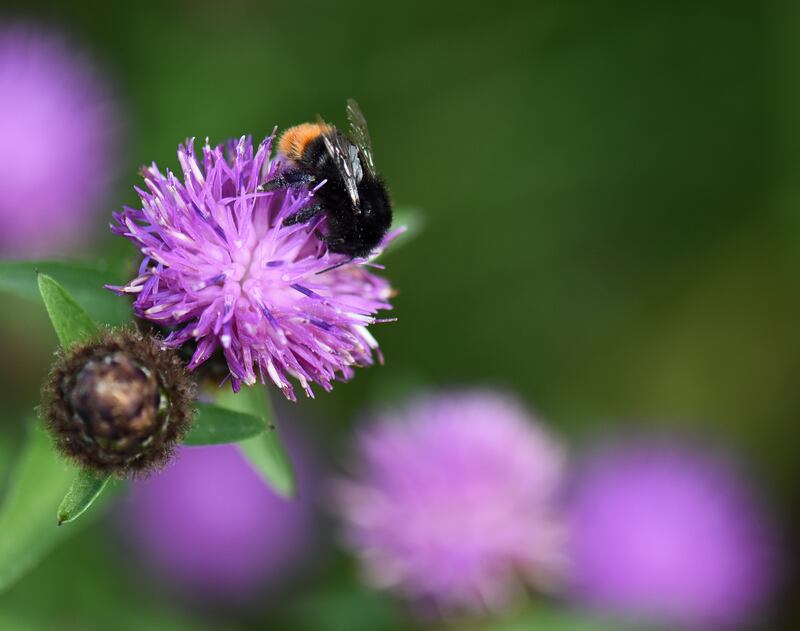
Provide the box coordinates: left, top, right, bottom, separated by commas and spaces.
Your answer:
0, 425, 75, 592
239, 428, 296, 498
0, 260, 130, 326
56, 470, 111, 526
217, 386, 296, 498
37, 273, 98, 348
183, 402, 267, 446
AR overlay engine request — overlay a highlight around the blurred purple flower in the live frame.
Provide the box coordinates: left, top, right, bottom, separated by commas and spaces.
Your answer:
120, 443, 315, 602
333, 390, 568, 614
566, 439, 780, 630
0, 23, 117, 257
109, 136, 394, 399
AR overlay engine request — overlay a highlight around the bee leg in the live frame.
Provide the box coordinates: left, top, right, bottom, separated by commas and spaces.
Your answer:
259, 170, 316, 192
282, 204, 324, 226
313, 229, 334, 246
314, 230, 345, 252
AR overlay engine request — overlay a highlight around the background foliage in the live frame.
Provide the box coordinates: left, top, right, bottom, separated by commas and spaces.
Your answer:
0, 0, 797, 629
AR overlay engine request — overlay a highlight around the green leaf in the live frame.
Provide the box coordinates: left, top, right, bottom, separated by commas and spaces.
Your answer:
37, 273, 98, 348
183, 402, 267, 446
0, 425, 76, 593
217, 386, 296, 498
56, 470, 111, 526
0, 260, 130, 326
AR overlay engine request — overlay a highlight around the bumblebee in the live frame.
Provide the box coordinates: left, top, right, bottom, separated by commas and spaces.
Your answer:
262, 99, 392, 259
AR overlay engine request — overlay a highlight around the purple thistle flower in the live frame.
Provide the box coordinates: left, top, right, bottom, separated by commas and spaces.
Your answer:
119, 443, 316, 602
109, 135, 395, 399
333, 390, 568, 614
0, 23, 117, 257
566, 439, 780, 630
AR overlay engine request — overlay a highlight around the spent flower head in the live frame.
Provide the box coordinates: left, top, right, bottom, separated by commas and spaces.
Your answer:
42, 329, 194, 477
333, 390, 568, 614
566, 438, 780, 630
109, 135, 395, 399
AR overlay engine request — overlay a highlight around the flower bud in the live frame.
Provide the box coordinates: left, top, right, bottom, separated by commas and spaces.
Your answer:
42, 330, 194, 476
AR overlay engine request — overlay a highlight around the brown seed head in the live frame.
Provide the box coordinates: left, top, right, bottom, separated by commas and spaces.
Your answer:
42, 329, 195, 477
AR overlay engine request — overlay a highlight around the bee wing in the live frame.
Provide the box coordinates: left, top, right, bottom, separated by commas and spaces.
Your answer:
346, 98, 377, 178
319, 117, 362, 210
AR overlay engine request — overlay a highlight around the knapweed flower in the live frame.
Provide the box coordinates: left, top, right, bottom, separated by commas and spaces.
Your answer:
110, 136, 394, 399
566, 439, 780, 630
42, 329, 194, 477
333, 390, 568, 614
120, 443, 315, 602
0, 23, 117, 257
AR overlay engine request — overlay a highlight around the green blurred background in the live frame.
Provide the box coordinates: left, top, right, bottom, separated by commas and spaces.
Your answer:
0, 0, 798, 628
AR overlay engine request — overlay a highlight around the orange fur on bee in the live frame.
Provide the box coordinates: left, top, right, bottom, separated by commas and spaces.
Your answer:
278, 123, 331, 161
